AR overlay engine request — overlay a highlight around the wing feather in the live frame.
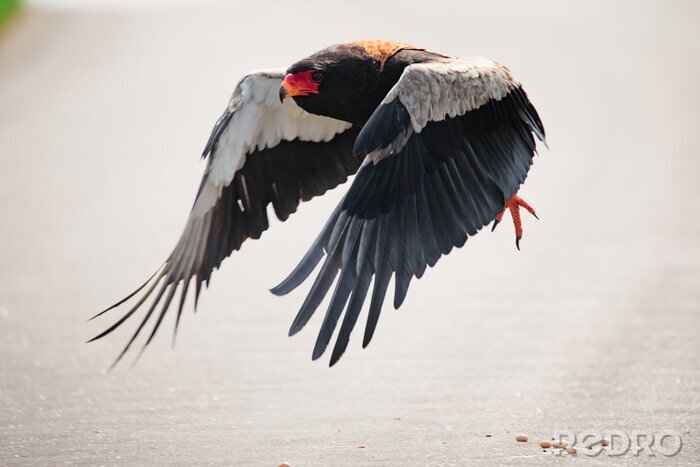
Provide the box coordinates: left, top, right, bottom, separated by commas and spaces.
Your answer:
275, 58, 546, 365
92, 71, 359, 366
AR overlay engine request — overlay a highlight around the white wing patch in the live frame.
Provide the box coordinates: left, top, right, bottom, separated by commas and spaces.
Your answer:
194, 70, 352, 217
384, 57, 519, 133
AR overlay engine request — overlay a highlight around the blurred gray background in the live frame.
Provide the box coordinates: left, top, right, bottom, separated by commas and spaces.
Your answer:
1, 0, 699, 465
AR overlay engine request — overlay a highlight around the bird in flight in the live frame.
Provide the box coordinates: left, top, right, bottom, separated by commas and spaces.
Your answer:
90, 39, 546, 368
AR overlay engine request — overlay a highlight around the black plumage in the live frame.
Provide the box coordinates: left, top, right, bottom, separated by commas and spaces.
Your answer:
93, 40, 546, 368
91, 122, 360, 367
272, 87, 545, 365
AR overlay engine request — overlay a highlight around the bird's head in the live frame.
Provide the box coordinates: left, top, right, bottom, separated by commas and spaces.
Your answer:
280, 43, 386, 125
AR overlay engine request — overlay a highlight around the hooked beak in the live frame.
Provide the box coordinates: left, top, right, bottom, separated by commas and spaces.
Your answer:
279, 80, 293, 102
279, 73, 319, 102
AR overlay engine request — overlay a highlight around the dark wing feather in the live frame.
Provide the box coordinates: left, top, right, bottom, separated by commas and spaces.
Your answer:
272, 85, 545, 365
91, 74, 360, 367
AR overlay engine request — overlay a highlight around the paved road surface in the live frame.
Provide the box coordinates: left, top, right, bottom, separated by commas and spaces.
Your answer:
1, 1, 699, 465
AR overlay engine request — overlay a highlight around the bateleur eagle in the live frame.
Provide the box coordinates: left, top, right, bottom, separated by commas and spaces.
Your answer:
91, 39, 546, 367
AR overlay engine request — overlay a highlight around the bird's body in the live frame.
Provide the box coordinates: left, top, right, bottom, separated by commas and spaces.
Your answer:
91, 40, 546, 367
283, 40, 450, 124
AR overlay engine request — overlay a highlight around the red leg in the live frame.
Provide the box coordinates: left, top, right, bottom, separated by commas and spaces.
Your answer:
491, 194, 539, 250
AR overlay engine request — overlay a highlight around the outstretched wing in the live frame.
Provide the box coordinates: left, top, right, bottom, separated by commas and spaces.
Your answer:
91, 70, 360, 367
272, 58, 546, 365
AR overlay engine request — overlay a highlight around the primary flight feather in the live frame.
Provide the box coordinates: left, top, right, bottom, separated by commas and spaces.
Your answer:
91, 40, 546, 367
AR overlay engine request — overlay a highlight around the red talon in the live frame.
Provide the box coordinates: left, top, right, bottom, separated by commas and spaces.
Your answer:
491, 194, 538, 250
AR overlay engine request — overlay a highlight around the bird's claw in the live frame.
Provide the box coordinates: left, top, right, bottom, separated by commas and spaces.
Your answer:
492, 194, 538, 250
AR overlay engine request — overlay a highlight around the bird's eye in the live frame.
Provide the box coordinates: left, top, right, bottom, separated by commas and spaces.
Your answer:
310, 71, 324, 83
